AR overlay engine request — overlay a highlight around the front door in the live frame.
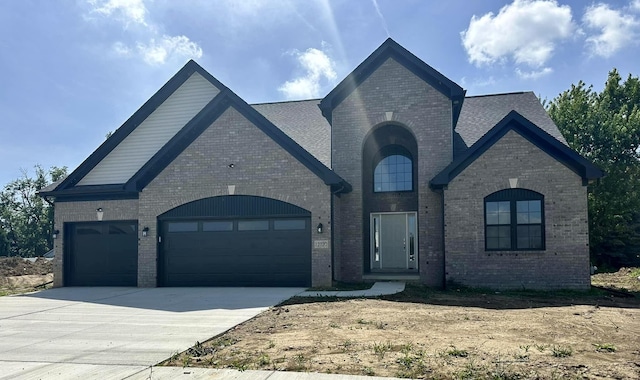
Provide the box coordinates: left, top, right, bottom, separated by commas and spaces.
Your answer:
371, 212, 417, 271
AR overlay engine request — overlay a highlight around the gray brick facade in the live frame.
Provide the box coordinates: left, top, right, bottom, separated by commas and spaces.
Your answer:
331, 57, 451, 286
443, 130, 590, 290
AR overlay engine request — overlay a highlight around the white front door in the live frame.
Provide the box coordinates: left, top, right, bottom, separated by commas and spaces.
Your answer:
371, 212, 417, 271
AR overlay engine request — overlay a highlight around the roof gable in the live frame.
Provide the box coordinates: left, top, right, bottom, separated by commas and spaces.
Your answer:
319, 38, 465, 124
430, 111, 604, 188
54, 60, 226, 192
40, 63, 351, 199
125, 89, 351, 193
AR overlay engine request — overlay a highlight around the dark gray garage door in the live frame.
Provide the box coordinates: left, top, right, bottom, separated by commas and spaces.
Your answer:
158, 196, 311, 287
65, 222, 138, 286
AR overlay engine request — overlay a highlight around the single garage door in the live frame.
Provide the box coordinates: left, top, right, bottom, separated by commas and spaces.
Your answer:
64, 221, 138, 286
158, 196, 311, 287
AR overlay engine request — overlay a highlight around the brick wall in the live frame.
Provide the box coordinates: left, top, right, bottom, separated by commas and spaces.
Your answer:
444, 130, 590, 290
331, 57, 452, 285
139, 106, 333, 287
53, 106, 333, 288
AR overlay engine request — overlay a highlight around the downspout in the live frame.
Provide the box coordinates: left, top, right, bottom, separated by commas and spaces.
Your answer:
440, 188, 447, 289
330, 183, 346, 283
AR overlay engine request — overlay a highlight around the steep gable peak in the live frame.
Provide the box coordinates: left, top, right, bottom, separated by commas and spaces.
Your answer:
319, 38, 465, 124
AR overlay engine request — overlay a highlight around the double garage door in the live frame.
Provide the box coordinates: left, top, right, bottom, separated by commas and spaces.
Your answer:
159, 217, 311, 286
65, 196, 312, 287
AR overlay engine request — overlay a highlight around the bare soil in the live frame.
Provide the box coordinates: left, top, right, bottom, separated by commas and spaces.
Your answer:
169, 269, 640, 379
0, 256, 53, 295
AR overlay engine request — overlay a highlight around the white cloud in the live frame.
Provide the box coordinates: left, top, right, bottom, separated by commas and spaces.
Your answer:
461, 0, 575, 68
86, 0, 203, 65
137, 35, 203, 65
583, 3, 639, 58
279, 45, 338, 100
515, 67, 553, 79
88, 0, 148, 26
632, 0, 640, 12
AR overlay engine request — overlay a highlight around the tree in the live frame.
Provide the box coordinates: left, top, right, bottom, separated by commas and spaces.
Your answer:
0, 166, 67, 257
548, 69, 640, 268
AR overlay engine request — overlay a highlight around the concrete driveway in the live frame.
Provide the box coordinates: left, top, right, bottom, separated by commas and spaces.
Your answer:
0, 287, 303, 380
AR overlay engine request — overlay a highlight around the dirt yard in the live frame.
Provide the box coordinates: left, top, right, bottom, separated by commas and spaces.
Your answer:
169, 269, 640, 379
0, 256, 53, 295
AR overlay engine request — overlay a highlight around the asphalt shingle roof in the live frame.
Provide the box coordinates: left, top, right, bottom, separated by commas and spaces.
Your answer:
253, 91, 567, 168
456, 91, 567, 148
252, 99, 331, 167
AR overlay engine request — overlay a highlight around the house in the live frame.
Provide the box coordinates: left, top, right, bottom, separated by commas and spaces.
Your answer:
39, 39, 603, 290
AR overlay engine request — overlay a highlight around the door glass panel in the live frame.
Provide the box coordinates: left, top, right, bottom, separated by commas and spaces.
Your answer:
202, 221, 233, 232
167, 222, 198, 233
407, 214, 416, 268
77, 226, 101, 235
372, 215, 380, 269
238, 220, 269, 231
274, 219, 306, 230
109, 224, 136, 234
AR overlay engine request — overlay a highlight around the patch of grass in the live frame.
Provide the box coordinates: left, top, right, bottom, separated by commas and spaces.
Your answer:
329, 322, 340, 328
534, 343, 548, 352
593, 343, 617, 352
446, 346, 469, 358
362, 366, 375, 376
357, 318, 371, 325
286, 353, 309, 371
551, 345, 573, 358
372, 341, 393, 359
257, 353, 271, 366
340, 339, 355, 352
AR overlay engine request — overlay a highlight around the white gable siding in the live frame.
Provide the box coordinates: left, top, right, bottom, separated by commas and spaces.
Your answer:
78, 72, 220, 185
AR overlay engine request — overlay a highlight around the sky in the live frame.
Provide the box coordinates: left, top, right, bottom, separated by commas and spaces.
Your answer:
1, 0, 639, 187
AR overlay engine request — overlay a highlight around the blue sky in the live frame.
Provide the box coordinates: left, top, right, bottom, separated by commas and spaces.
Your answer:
1, 0, 639, 187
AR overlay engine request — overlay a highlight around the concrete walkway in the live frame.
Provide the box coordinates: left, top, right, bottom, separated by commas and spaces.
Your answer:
0, 287, 303, 380
126, 367, 407, 379
296, 282, 405, 297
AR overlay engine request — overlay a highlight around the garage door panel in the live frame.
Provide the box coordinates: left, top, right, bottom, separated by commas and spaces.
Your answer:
66, 222, 138, 286
166, 272, 310, 287
160, 212, 311, 286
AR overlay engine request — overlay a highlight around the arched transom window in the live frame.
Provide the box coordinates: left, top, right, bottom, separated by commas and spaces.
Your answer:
374, 147, 413, 192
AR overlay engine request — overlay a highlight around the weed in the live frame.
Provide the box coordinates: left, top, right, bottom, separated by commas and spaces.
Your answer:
181, 355, 192, 368
446, 346, 469, 358
534, 343, 548, 352
229, 357, 249, 371
357, 318, 371, 325
551, 345, 573, 358
593, 343, 617, 352
400, 342, 413, 355
267, 341, 276, 349
257, 353, 271, 366
287, 353, 309, 371
519, 344, 530, 353
374, 321, 386, 329
329, 322, 340, 328
372, 341, 392, 359
362, 366, 375, 376
341, 339, 355, 351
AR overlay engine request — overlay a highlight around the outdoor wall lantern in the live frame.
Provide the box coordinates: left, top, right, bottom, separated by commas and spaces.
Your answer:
316, 223, 323, 234
96, 208, 104, 221
52, 229, 60, 239
142, 227, 149, 237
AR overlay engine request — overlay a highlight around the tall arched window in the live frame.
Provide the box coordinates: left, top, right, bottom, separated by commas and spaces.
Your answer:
373, 146, 413, 192
484, 189, 545, 251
